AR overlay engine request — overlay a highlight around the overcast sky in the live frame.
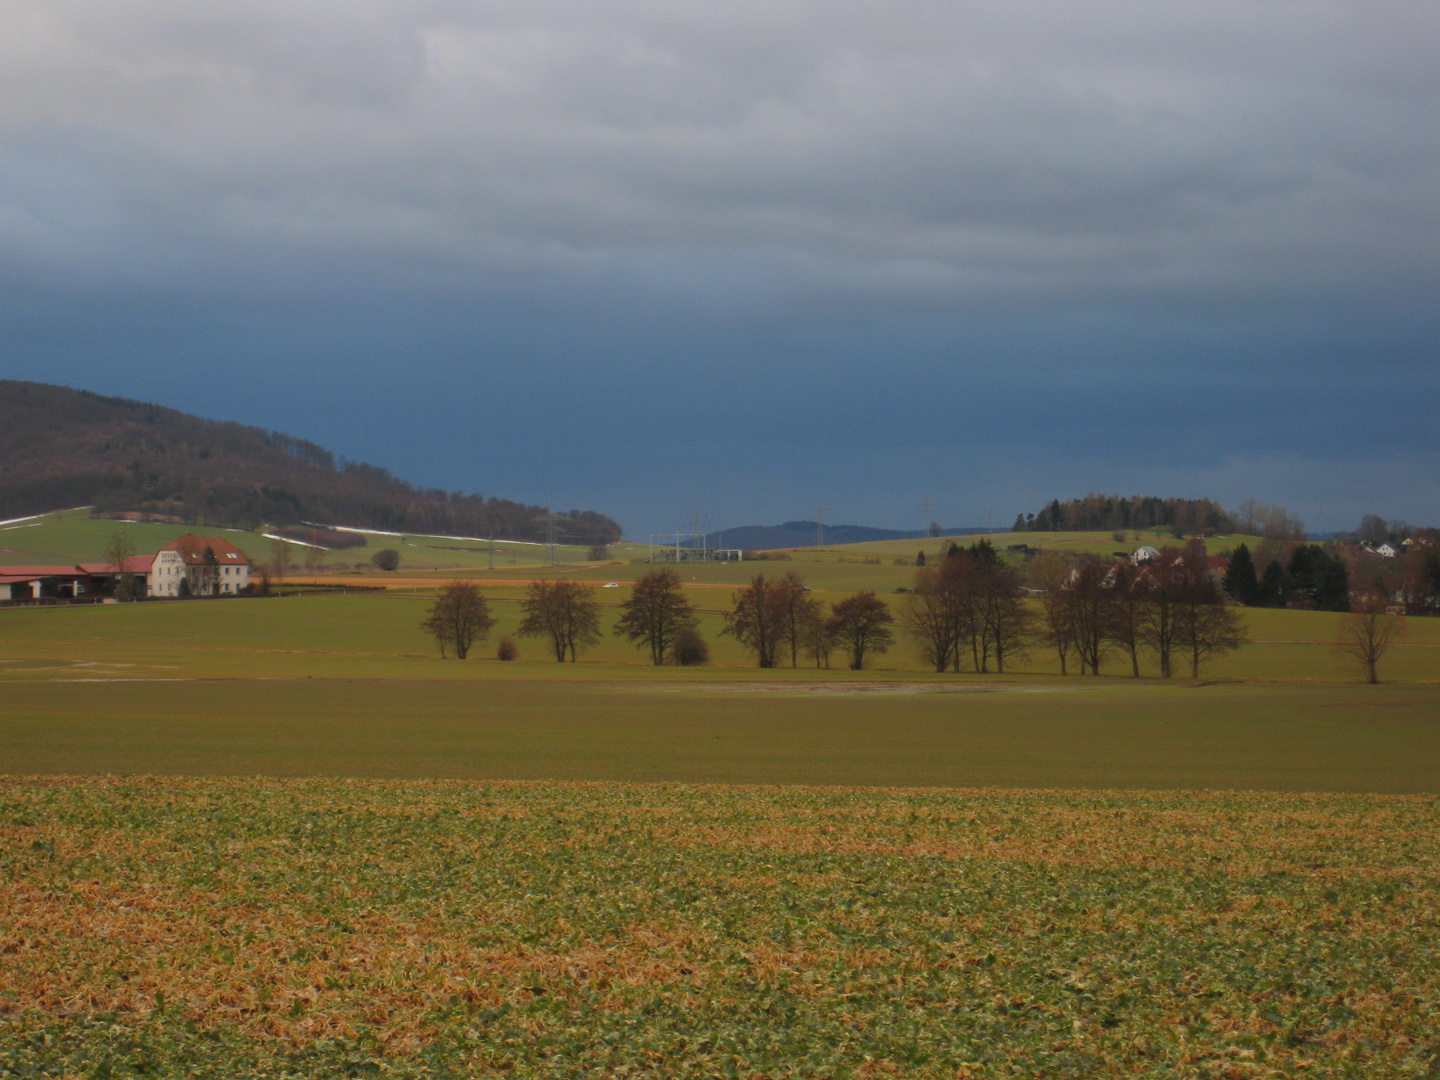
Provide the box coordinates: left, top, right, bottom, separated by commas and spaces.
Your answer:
3, 2, 1437, 536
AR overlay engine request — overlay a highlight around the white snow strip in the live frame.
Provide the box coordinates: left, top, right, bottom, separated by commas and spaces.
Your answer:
302, 522, 543, 547
0, 507, 92, 528
260, 532, 328, 550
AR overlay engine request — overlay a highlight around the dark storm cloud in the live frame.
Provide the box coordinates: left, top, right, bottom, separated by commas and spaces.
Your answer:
2, 2, 1436, 531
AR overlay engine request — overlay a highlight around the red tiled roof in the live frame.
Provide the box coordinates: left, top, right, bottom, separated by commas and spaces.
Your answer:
0, 565, 87, 578
77, 556, 155, 574
160, 535, 250, 565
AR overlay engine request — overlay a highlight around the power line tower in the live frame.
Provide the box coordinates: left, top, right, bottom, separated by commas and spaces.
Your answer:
813, 503, 826, 548
690, 507, 708, 559
921, 499, 935, 539
533, 498, 567, 568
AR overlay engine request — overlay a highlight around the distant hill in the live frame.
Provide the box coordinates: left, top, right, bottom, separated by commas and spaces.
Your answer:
701, 520, 986, 551
0, 381, 621, 544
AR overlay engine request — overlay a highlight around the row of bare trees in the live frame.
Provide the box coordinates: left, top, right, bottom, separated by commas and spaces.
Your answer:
897, 538, 1247, 678
1027, 540, 1247, 678
720, 573, 895, 670
421, 572, 709, 665
901, 543, 1031, 674
419, 543, 1248, 677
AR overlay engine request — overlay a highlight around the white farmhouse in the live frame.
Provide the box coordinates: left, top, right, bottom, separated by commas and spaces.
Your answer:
150, 535, 251, 597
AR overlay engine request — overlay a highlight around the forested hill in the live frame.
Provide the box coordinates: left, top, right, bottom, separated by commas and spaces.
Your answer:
0, 382, 622, 544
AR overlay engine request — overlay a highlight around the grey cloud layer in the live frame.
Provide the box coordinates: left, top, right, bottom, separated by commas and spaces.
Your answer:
4, 1, 1435, 310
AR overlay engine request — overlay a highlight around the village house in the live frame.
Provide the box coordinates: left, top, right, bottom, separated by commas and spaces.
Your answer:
150, 535, 251, 597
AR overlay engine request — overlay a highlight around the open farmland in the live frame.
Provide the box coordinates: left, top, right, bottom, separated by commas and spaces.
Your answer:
4, 525, 1440, 1077
2, 779, 1438, 1078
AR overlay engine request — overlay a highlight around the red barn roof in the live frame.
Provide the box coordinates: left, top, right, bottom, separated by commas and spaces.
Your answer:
77, 556, 156, 574
0, 565, 87, 578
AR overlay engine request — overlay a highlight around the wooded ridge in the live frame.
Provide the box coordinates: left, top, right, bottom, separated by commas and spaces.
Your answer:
0, 382, 622, 544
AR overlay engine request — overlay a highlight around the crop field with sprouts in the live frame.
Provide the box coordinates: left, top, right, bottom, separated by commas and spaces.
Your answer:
3, 779, 1438, 1078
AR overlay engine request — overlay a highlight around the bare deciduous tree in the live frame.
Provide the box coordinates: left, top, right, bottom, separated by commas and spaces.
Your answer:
776, 571, 821, 668
721, 574, 790, 668
1138, 548, 1184, 678
518, 580, 601, 662
901, 565, 963, 673
826, 590, 895, 670
421, 582, 494, 659
1107, 563, 1147, 678
1028, 552, 1077, 676
1336, 591, 1406, 684
1068, 556, 1114, 676
103, 531, 138, 601
613, 569, 697, 665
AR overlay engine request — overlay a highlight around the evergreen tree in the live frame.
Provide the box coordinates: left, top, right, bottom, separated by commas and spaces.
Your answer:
1257, 560, 1285, 607
1223, 544, 1259, 605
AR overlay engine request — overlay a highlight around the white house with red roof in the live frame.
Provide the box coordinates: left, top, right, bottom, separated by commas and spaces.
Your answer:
150, 534, 250, 597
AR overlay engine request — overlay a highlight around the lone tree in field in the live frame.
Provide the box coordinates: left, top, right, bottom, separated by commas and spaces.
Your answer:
372, 548, 401, 572
721, 573, 789, 668
613, 569, 698, 665
518, 579, 602, 662
1336, 590, 1406, 683
421, 582, 494, 659
826, 590, 895, 670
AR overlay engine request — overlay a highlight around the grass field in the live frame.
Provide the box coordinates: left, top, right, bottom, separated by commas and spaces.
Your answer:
1, 588, 1437, 790
2, 779, 1437, 1078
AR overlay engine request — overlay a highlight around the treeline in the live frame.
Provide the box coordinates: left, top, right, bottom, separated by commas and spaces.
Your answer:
1015, 495, 1237, 535
903, 540, 1246, 679
714, 540, 1247, 678
0, 381, 622, 544
1227, 531, 1440, 616
1015, 494, 1313, 541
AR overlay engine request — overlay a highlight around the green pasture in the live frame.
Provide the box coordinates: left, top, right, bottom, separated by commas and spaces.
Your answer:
2, 592, 1438, 791
3, 779, 1438, 1077
2, 587, 1435, 682
3, 676, 1438, 791
0, 508, 631, 571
